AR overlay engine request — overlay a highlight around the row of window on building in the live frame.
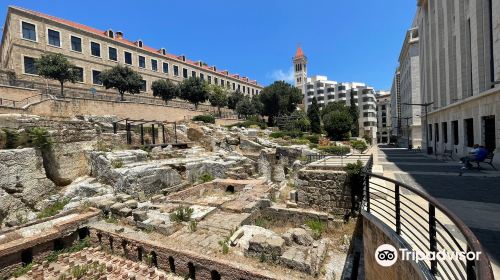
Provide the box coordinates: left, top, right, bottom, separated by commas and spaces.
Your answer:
21, 21, 259, 95
428, 116, 496, 152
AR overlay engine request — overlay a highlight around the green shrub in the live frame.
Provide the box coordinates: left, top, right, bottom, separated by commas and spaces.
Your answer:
218, 240, 229, 254
350, 140, 368, 152
192, 115, 215, 124
309, 143, 318, 149
303, 134, 320, 144
345, 160, 365, 212
269, 130, 303, 139
306, 219, 326, 240
37, 198, 70, 219
228, 120, 267, 129
12, 263, 33, 277
290, 138, 309, 145
28, 127, 52, 150
2, 128, 19, 149
254, 217, 270, 229
170, 206, 194, 222
318, 145, 350, 155
199, 172, 214, 183
363, 134, 373, 145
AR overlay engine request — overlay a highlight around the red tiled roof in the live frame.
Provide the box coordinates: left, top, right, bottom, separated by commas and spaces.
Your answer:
9, 6, 261, 87
294, 46, 305, 58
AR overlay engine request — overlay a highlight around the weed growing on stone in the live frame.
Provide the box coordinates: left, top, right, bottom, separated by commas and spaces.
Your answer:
189, 220, 198, 232
2, 128, 19, 149
11, 262, 33, 277
37, 198, 70, 219
111, 159, 124, 168
218, 240, 229, 254
170, 206, 193, 222
104, 213, 118, 224
306, 219, 326, 240
27, 127, 52, 150
259, 252, 267, 263
199, 172, 214, 183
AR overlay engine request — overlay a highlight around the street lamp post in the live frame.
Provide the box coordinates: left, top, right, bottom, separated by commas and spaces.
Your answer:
403, 102, 434, 154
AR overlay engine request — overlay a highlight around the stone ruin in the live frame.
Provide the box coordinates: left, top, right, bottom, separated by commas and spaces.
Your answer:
0, 113, 366, 279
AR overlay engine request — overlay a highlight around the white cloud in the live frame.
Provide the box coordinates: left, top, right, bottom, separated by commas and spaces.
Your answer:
269, 67, 294, 83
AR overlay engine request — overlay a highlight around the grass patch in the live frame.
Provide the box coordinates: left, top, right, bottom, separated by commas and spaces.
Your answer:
11, 263, 33, 277
254, 217, 270, 229
269, 130, 303, 139
37, 198, 70, 219
189, 220, 198, 232
111, 159, 124, 168
306, 219, 326, 240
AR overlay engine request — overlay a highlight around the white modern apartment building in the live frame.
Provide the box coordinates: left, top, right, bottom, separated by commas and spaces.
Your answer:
303, 75, 378, 141
376, 93, 392, 143
398, 20, 422, 148
416, 0, 499, 160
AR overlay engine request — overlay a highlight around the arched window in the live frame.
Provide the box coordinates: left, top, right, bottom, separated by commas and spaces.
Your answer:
21, 249, 33, 266
53, 238, 64, 251
188, 262, 196, 279
109, 236, 114, 251
77, 227, 90, 240
137, 247, 143, 261
150, 251, 158, 267
168, 256, 175, 273
210, 270, 221, 280
225, 185, 235, 194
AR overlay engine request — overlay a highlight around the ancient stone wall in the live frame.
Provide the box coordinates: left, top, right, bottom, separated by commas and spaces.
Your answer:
362, 213, 425, 280
0, 85, 39, 101
88, 228, 274, 280
296, 169, 351, 213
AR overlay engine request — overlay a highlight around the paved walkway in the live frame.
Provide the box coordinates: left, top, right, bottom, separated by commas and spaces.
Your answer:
375, 146, 500, 278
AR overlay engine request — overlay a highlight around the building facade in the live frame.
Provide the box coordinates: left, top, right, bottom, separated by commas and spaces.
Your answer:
304, 75, 378, 141
376, 93, 392, 144
416, 0, 499, 160
390, 68, 401, 141
0, 6, 262, 97
398, 23, 422, 148
293, 46, 307, 96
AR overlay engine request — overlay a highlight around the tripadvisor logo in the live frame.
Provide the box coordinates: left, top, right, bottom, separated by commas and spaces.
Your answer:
375, 244, 398, 267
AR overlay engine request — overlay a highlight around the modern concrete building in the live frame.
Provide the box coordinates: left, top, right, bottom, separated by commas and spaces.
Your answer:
416, 0, 499, 160
303, 75, 378, 141
398, 21, 422, 148
376, 93, 392, 144
0, 6, 262, 96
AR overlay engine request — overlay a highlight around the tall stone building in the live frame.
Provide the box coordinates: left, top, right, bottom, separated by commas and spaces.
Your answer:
416, 0, 499, 159
376, 93, 392, 143
390, 68, 401, 140
0, 6, 263, 96
293, 46, 307, 96
398, 20, 422, 148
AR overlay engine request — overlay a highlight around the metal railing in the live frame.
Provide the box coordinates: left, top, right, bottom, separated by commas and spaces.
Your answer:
0, 93, 50, 108
0, 77, 238, 119
306, 153, 372, 165
361, 171, 494, 280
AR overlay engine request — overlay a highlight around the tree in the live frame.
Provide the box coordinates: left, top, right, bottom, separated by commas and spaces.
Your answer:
251, 95, 264, 118
236, 97, 255, 119
208, 85, 228, 116
227, 90, 244, 110
179, 77, 209, 109
290, 110, 311, 132
35, 53, 79, 97
259, 81, 303, 126
307, 97, 321, 134
349, 93, 359, 137
323, 110, 353, 140
100, 65, 143, 101
151, 79, 179, 104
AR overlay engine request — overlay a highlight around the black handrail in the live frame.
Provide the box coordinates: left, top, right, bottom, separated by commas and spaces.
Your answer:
361, 171, 494, 280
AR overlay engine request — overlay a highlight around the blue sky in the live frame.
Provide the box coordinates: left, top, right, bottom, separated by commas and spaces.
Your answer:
0, 1, 416, 90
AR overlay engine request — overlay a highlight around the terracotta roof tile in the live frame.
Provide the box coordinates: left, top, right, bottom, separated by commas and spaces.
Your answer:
9, 5, 261, 87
